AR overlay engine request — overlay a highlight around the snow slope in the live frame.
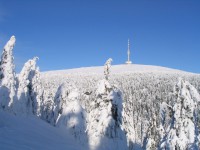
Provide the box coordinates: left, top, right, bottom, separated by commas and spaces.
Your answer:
0, 110, 86, 150
40, 64, 200, 149
43, 64, 187, 75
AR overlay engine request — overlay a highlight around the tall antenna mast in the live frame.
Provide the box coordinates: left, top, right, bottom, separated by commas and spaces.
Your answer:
125, 39, 132, 64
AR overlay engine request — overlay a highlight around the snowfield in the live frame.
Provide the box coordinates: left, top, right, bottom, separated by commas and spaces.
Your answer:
42, 64, 187, 75
0, 110, 86, 150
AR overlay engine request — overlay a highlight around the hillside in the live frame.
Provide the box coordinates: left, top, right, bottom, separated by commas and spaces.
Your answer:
40, 64, 200, 149
42, 64, 187, 75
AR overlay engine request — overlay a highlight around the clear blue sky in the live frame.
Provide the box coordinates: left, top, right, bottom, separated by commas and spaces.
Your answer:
0, 0, 199, 73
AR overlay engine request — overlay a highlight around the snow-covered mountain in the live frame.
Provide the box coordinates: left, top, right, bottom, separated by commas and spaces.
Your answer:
1, 36, 200, 150
40, 64, 200, 150
43, 63, 186, 75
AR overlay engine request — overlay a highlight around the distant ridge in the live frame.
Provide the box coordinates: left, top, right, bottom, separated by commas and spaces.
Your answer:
42, 64, 194, 75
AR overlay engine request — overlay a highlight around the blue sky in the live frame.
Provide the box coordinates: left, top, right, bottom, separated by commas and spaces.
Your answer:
0, 0, 200, 73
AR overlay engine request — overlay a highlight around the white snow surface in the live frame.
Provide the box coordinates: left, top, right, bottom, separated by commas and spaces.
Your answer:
0, 111, 86, 150
43, 64, 189, 75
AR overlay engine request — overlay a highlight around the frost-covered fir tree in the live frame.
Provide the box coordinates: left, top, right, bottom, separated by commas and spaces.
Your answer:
30, 58, 43, 116
143, 113, 158, 150
40, 89, 54, 123
17, 57, 43, 116
0, 36, 16, 110
87, 58, 127, 150
143, 111, 167, 150
54, 83, 87, 145
160, 78, 200, 150
51, 84, 66, 126
104, 58, 112, 80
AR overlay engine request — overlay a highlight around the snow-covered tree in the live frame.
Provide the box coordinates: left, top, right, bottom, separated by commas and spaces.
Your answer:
161, 78, 200, 150
87, 59, 127, 150
0, 36, 16, 110
104, 58, 112, 80
143, 112, 166, 150
30, 59, 43, 116
53, 83, 87, 145
17, 57, 43, 116
87, 79, 127, 150
50, 83, 70, 125
40, 89, 54, 123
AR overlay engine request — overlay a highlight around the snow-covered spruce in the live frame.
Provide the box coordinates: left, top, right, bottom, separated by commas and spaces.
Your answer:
143, 113, 160, 150
104, 58, 112, 80
17, 57, 43, 116
86, 58, 127, 150
40, 88, 54, 123
0, 36, 16, 111
54, 83, 87, 145
160, 78, 200, 150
